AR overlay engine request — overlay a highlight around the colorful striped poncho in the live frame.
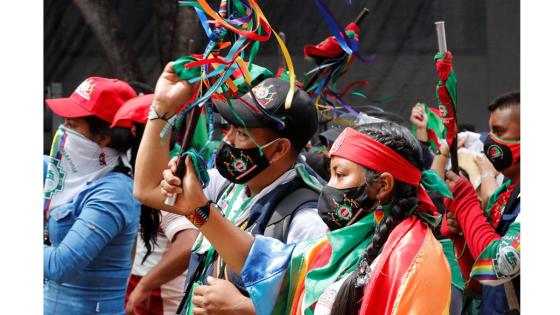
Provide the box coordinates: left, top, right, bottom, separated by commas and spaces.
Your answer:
240, 211, 451, 315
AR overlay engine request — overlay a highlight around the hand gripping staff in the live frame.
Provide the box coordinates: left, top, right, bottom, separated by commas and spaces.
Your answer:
164, 0, 297, 206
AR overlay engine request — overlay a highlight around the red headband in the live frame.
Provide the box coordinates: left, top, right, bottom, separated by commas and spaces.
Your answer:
330, 127, 437, 214
330, 127, 421, 185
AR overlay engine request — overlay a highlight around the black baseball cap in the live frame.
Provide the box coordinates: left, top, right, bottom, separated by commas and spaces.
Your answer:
214, 78, 318, 150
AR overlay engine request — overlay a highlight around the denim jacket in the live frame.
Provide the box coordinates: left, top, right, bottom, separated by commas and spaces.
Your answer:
44, 172, 140, 315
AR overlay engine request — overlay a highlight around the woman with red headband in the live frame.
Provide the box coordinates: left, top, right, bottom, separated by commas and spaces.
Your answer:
160, 122, 451, 314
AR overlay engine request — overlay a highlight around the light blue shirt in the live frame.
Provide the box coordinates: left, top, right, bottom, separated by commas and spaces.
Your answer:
44, 172, 140, 315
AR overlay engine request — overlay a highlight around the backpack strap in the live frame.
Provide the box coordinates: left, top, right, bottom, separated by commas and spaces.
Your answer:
263, 187, 319, 242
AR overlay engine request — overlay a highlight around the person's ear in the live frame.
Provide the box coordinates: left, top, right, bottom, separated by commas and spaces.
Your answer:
365, 172, 395, 203
93, 134, 112, 148
267, 138, 291, 163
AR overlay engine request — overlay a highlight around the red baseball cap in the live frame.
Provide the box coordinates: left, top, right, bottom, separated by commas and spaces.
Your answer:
45, 77, 137, 124
111, 94, 154, 128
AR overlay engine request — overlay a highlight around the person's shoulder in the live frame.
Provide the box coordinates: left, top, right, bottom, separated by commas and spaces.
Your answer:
95, 172, 133, 186
84, 172, 134, 200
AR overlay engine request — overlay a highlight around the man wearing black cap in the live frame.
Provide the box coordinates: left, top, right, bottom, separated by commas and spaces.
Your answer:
134, 62, 327, 314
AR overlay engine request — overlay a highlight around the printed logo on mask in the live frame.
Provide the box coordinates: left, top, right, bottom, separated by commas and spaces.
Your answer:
75, 78, 96, 100
487, 144, 504, 160
252, 84, 276, 107
438, 104, 448, 118
44, 157, 65, 199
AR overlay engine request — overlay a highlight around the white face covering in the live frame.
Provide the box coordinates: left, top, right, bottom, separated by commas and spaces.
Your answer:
43, 125, 120, 211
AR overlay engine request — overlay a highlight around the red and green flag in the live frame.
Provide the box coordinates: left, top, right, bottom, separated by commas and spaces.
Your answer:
411, 102, 447, 153
435, 51, 457, 148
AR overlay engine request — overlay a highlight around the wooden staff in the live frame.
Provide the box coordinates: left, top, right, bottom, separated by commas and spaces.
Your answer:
165, 0, 228, 206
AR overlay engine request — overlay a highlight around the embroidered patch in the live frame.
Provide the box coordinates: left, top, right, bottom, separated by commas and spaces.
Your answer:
75, 78, 95, 100
336, 204, 353, 221
252, 84, 276, 107
493, 245, 520, 278
232, 158, 248, 173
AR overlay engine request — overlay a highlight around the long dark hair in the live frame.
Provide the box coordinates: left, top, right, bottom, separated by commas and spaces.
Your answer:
86, 116, 161, 263
330, 121, 423, 315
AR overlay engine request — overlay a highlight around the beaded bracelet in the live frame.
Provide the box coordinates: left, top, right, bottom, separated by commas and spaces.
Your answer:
187, 201, 215, 228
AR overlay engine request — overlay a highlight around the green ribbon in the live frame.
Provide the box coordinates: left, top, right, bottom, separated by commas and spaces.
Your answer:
421, 169, 452, 198
173, 55, 203, 81
181, 149, 210, 188
230, 62, 273, 94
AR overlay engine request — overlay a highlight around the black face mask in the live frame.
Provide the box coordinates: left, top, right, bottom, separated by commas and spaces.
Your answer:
483, 132, 520, 172
318, 184, 376, 231
215, 139, 276, 184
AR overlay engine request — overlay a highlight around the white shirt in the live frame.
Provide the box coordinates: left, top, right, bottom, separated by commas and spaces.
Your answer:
192, 168, 327, 253
131, 211, 196, 314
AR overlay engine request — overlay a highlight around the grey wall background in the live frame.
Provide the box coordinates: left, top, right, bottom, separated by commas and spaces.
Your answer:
44, 0, 520, 153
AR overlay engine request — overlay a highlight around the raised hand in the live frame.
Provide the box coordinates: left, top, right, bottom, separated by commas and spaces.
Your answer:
153, 61, 194, 118
410, 102, 428, 129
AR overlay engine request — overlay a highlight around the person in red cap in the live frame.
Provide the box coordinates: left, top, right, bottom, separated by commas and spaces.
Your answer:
43, 77, 143, 315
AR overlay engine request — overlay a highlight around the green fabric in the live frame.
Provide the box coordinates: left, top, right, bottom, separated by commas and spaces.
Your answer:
415, 210, 442, 228
440, 239, 466, 290
173, 55, 202, 81
169, 143, 181, 158
231, 63, 273, 94
183, 149, 210, 189
191, 112, 209, 152
302, 212, 376, 311
185, 281, 202, 315
278, 68, 295, 82
421, 169, 452, 198
446, 70, 457, 108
